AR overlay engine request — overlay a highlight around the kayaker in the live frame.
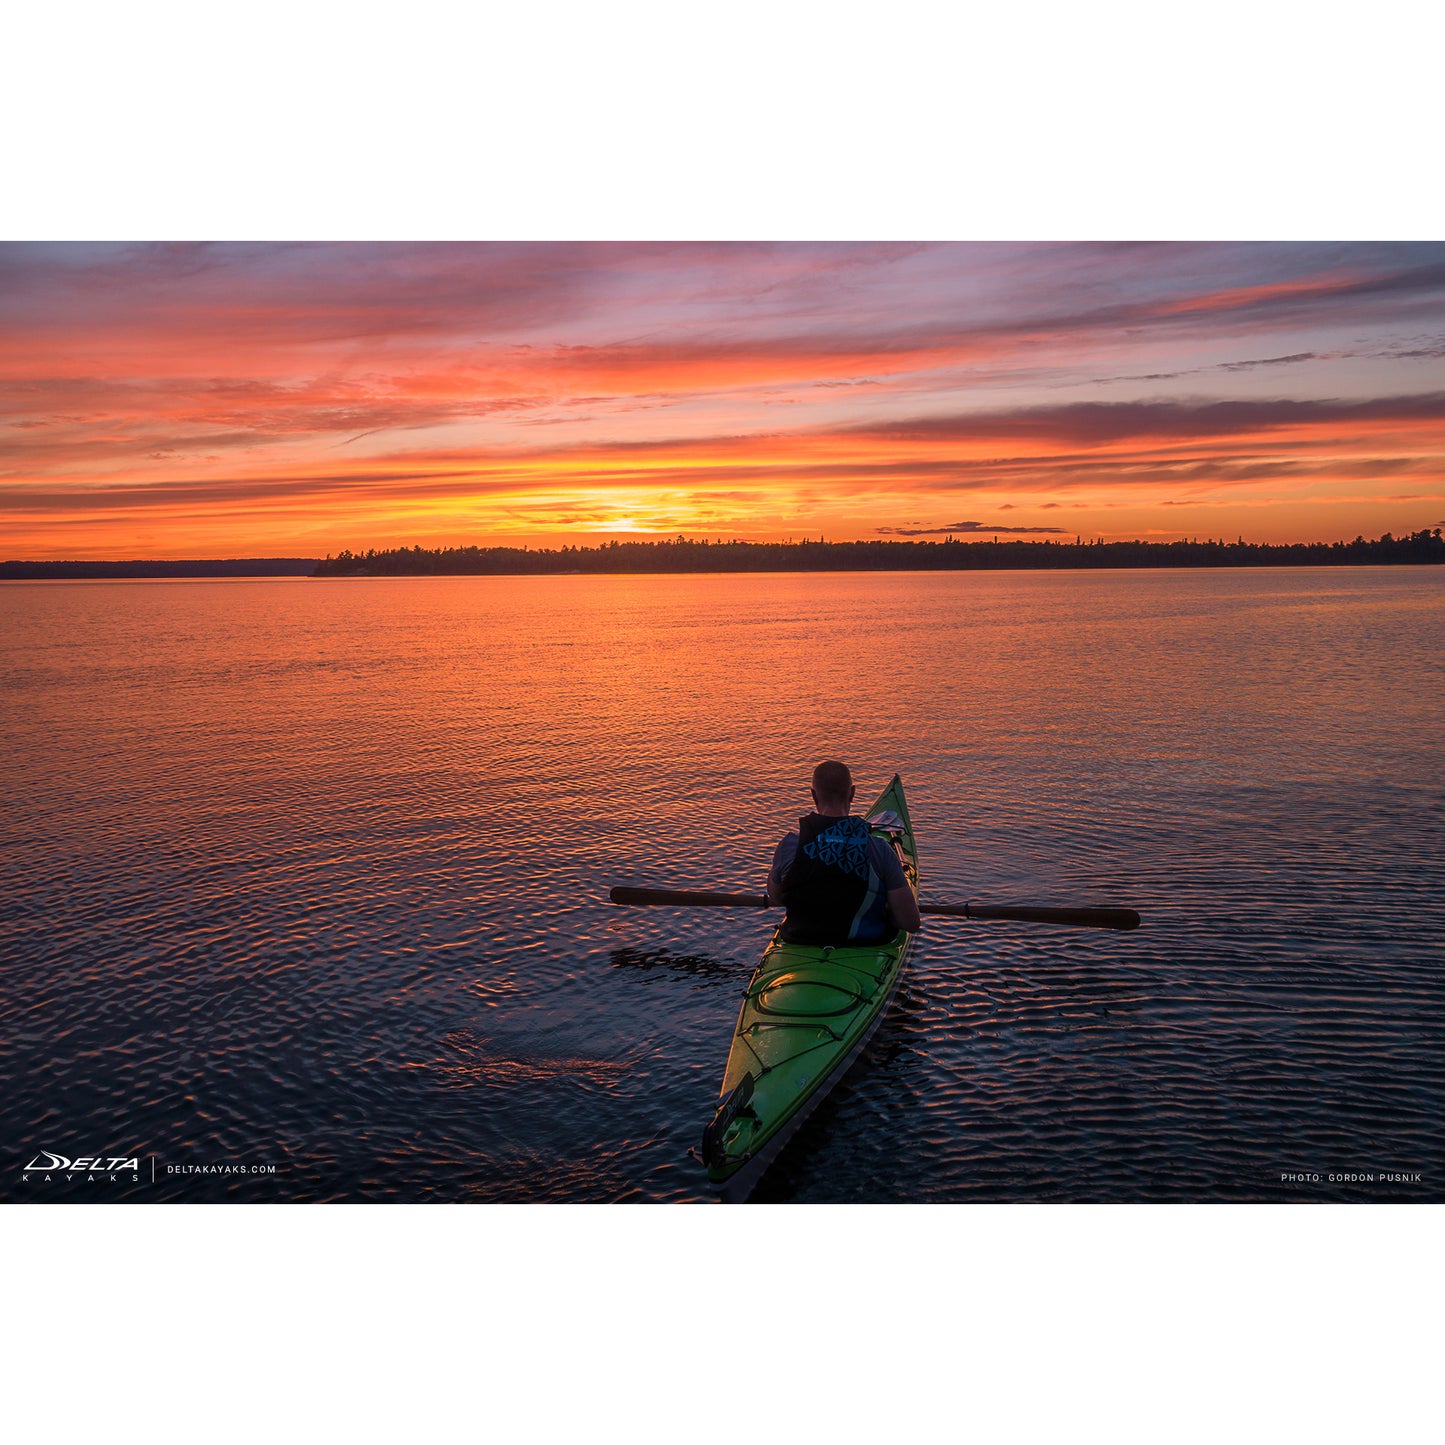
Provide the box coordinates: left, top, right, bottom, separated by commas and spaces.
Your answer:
766, 761, 922, 944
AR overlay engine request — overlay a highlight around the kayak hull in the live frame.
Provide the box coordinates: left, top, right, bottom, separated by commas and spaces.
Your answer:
712, 958, 907, 1203
702, 775, 918, 1201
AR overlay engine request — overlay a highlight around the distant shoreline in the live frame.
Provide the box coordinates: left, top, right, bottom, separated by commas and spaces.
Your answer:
4, 531, 1443, 580
0, 559, 318, 580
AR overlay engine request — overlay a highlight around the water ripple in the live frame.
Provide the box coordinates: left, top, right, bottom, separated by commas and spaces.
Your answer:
2, 570, 1441, 1202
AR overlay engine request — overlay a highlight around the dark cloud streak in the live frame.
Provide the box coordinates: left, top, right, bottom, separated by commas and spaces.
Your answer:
876, 521, 1069, 535
848, 392, 1445, 446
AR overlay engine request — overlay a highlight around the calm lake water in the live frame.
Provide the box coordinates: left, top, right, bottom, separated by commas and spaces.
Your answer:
2, 568, 1441, 1203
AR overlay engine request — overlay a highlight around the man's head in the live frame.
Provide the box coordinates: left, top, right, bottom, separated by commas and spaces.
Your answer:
810, 759, 855, 814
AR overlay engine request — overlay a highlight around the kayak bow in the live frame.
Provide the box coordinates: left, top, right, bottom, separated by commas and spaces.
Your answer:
701, 774, 919, 1201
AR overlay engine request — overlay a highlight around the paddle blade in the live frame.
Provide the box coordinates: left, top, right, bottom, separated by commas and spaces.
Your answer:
923, 901, 1141, 930
610, 886, 771, 909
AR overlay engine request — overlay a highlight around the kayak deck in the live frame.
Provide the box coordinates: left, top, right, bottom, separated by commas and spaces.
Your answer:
702, 775, 918, 1200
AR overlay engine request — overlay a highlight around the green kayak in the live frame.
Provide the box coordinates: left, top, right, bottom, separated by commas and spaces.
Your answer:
701, 774, 919, 1201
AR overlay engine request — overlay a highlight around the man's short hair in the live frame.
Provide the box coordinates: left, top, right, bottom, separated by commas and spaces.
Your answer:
812, 759, 853, 803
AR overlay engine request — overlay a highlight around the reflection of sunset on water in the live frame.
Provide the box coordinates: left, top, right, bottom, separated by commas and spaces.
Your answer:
3, 242, 1444, 559
2, 567, 1441, 1203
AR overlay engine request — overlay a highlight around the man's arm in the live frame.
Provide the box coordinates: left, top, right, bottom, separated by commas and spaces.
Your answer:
887, 882, 922, 933
873, 837, 921, 932
766, 835, 795, 906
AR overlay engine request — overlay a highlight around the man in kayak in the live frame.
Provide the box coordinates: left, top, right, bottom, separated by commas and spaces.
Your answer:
766, 760, 921, 944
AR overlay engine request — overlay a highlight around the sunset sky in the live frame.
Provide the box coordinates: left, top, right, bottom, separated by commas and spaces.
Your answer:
3, 240, 1444, 559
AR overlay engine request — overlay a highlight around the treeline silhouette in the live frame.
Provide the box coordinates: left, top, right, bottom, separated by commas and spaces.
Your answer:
0, 558, 318, 580
313, 529, 1445, 576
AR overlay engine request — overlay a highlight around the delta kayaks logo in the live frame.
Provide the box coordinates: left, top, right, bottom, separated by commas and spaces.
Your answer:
22, 1150, 151, 1184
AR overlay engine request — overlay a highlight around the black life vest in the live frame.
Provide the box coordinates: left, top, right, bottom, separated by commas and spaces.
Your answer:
779, 813, 880, 945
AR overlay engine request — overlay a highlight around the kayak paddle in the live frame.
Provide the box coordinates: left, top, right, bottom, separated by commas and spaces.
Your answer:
609, 885, 1141, 930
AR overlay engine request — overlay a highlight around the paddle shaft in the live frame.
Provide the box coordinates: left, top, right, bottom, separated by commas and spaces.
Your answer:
608, 886, 1140, 930
923, 901, 1140, 931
